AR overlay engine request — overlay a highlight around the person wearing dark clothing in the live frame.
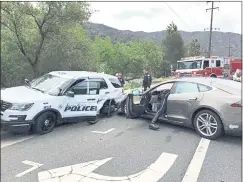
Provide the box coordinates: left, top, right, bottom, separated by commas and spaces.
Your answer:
143, 69, 152, 91
118, 77, 125, 87
149, 89, 170, 130
118, 73, 125, 87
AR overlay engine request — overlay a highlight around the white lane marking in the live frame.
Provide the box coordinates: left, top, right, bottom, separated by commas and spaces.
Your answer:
16, 160, 43, 177
92, 128, 115, 134
1, 136, 34, 149
130, 152, 178, 182
181, 138, 211, 182
38, 158, 112, 181
38, 152, 177, 182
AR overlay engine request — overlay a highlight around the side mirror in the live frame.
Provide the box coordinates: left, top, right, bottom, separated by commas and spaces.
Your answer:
49, 87, 61, 96
66, 91, 74, 97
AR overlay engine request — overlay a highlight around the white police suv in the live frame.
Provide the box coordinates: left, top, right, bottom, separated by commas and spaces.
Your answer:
1, 71, 127, 135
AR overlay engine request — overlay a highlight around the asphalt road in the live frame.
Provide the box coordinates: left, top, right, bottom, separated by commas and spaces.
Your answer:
1, 115, 241, 182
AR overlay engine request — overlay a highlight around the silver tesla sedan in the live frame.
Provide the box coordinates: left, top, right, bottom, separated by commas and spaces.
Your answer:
124, 77, 241, 140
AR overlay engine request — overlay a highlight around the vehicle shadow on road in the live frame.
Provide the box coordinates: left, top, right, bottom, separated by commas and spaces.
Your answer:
134, 118, 242, 145
216, 135, 242, 145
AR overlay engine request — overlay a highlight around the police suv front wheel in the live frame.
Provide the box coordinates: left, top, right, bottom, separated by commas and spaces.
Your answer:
86, 115, 100, 125
33, 111, 56, 135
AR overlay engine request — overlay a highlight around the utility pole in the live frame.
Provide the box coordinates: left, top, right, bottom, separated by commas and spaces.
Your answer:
225, 35, 233, 57
206, 2, 219, 57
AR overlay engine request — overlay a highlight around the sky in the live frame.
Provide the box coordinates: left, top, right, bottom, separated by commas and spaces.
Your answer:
89, 1, 241, 34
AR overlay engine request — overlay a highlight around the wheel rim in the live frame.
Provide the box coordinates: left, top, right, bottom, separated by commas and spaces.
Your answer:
196, 113, 218, 137
42, 116, 54, 131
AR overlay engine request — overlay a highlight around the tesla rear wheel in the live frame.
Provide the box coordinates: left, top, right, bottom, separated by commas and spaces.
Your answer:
194, 110, 223, 140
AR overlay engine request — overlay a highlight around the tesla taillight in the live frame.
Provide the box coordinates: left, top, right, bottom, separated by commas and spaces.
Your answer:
230, 102, 242, 107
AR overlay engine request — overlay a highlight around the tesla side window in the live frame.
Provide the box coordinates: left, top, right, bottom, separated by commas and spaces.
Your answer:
173, 82, 199, 94
198, 84, 212, 92
155, 83, 174, 91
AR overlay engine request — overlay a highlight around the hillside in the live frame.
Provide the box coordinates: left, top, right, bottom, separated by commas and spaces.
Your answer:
85, 23, 241, 57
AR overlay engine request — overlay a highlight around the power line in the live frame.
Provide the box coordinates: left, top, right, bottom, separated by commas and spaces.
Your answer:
164, 2, 191, 30
205, 1, 219, 57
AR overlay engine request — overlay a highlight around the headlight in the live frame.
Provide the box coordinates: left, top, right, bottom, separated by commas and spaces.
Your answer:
9, 103, 34, 111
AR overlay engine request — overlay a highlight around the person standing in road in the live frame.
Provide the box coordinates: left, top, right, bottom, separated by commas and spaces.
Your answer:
118, 73, 125, 87
142, 69, 152, 91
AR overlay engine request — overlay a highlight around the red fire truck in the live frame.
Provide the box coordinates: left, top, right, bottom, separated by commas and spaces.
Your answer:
174, 56, 242, 79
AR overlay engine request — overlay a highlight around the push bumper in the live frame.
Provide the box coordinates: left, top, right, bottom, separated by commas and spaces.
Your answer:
1, 117, 34, 133
1, 109, 35, 133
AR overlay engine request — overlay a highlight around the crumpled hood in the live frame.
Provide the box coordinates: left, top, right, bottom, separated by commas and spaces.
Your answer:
1, 86, 51, 103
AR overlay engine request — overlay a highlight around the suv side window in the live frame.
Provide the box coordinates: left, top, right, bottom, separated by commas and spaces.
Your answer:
72, 81, 88, 95
172, 82, 199, 94
88, 78, 108, 95
198, 84, 212, 92
89, 81, 100, 95
100, 79, 108, 89
109, 78, 122, 88
70, 78, 109, 95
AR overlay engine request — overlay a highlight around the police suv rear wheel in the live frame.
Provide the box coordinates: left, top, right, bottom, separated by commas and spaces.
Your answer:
33, 111, 56, 135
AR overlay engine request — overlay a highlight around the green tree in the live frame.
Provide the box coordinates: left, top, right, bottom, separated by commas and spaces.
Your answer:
162, 22, 184, 68
1, 2, 91, 77
98, 39, 165, 80
138, 40, 164, 78
39, 26, 99, 74
1, 28, 33, 87
93, 36, 116, 73
185, 39, 201, 56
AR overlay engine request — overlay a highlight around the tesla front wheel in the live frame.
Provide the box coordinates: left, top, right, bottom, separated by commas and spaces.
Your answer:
194, 110, 224, 140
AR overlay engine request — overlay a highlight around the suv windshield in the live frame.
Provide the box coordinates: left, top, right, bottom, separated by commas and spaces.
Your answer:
30, 74, 72, 94
177, 60, 202, 70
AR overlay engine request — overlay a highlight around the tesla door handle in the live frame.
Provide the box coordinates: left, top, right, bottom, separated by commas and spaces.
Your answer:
105, 92, 110, 94
87, 98, 96, 101
189, 97, 197, 100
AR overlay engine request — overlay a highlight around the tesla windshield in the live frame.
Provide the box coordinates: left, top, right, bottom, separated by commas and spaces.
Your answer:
177, 60, 202, 69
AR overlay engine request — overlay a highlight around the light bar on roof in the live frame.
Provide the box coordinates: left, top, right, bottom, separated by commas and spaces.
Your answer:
181, 56, 205, 60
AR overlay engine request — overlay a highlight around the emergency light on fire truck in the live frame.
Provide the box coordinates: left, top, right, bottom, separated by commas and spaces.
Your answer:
181, 56, 204, 61
180, 56, 221, 61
